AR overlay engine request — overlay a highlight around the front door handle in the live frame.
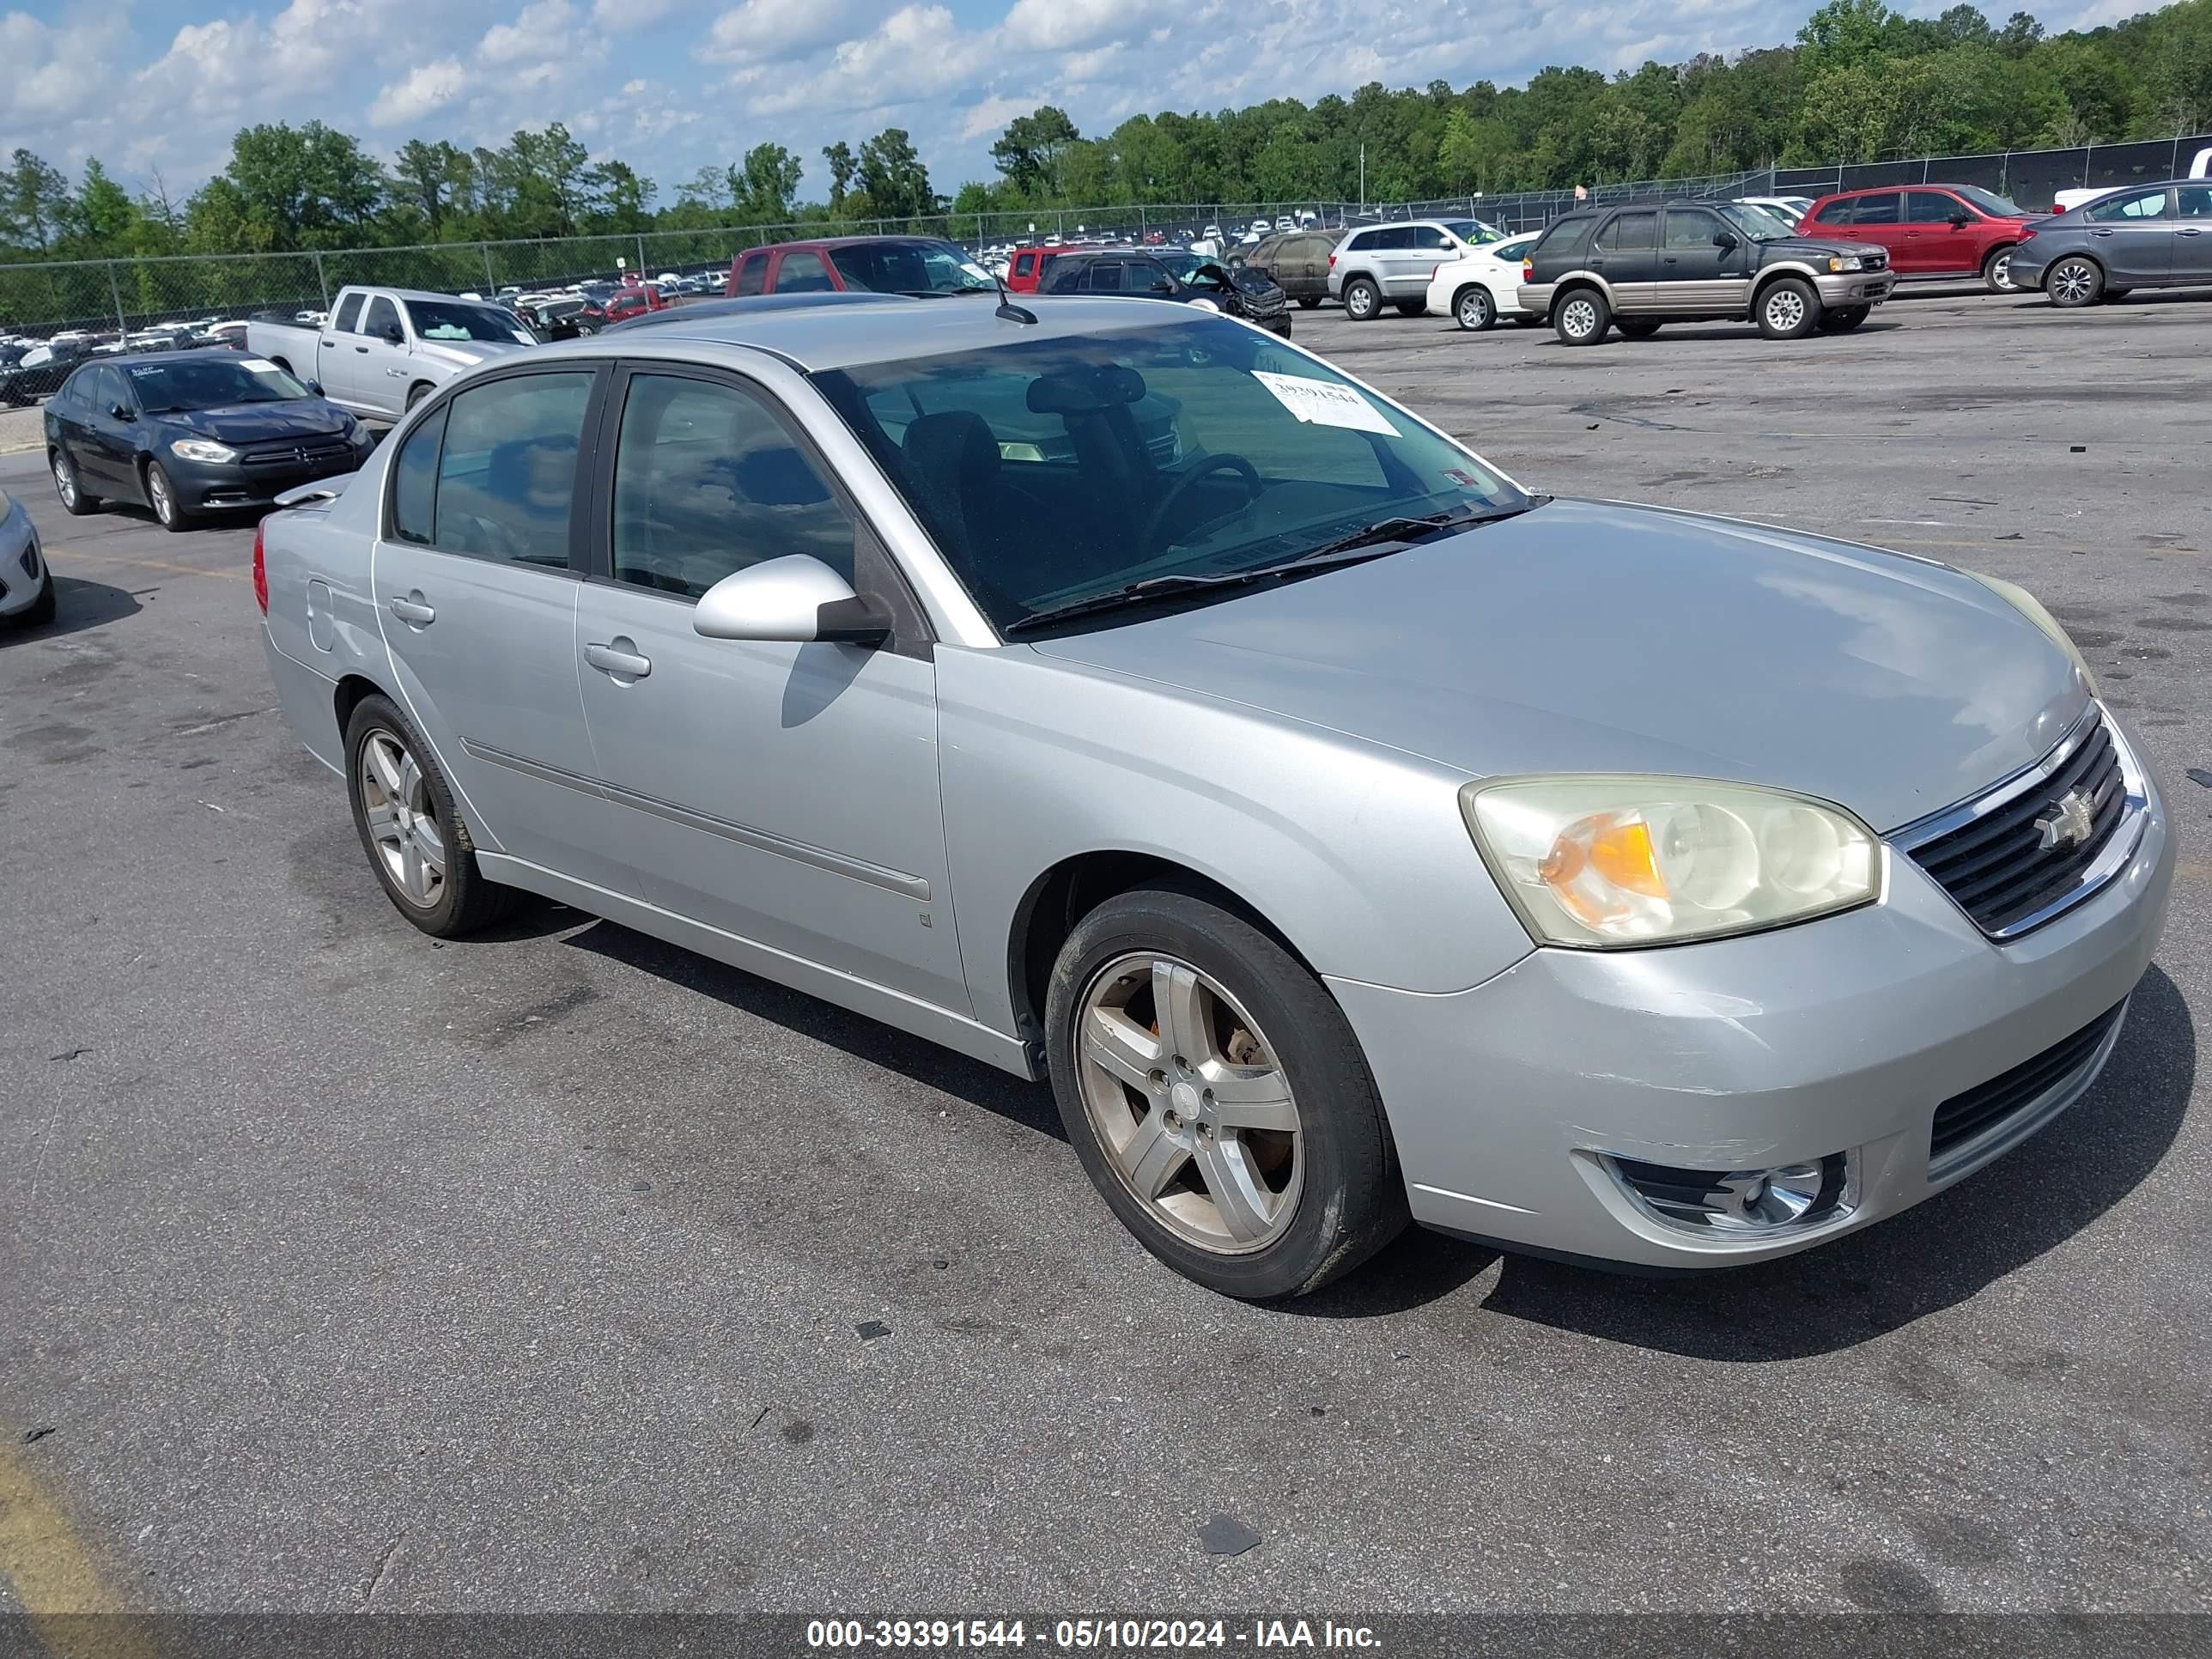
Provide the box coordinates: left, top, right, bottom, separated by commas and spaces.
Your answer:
387, 594, 435, 626
2090, 228, 2114, 237
355, 344, 369, 353
2179, 228, 2203, 236
584, 641, 651, 679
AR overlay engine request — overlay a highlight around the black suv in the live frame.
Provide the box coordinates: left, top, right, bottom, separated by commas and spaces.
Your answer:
1518, 201, 1893, 345
1038, 250, 1291, 335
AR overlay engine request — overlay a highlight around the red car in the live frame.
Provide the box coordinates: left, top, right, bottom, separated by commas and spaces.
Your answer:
726, 236, 999, 298
602, 284, 668, 324
1796, 184, 2039, 292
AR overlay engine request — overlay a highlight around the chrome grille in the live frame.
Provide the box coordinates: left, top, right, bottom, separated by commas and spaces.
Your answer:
1930, 1000, 2124, 1163
1899, 710, 2137, 938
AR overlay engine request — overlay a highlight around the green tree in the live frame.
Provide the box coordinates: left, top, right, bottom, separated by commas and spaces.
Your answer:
1, 149, 72, 252
990, 106, 1082, 198
733, 143, 803, 220
821, 142, 857, 212
856, 128, 933, 219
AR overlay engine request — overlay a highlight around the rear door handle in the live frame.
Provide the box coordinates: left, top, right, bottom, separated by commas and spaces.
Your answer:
387, 594, 435, 626
2090, 228, 2115, 237
584, 641, 651, 679
2179, 228, 2203, 236
355, 344, 369, 353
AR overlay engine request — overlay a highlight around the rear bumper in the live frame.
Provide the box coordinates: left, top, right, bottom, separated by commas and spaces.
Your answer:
1517, 282, 1556, 314
1329, 740, 2173, 1270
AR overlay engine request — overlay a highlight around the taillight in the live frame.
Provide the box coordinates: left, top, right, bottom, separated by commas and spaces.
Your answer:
1327, 252, 1336, 270
252, 519, 268, 614
2018, 226, 2035, 240
1522, 258, 1534, 281
1430, 264, 1441, 279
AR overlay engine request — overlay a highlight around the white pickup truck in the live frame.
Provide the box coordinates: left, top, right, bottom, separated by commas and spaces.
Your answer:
2053, 146, 2212, 212
246, 286, 535, 422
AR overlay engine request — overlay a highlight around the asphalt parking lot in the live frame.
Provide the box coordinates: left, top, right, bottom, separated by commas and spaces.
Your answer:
3, 284, 2209, 1621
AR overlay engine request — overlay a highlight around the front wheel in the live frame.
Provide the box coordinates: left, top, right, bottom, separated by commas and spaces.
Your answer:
1453, 285, 1496, 331
1045, 884, 1407, 1300
1983, 246, 2018, 294
2046, 256, 2103, 308
343, 693, 519, 938
1553, 288, 1611, 345
143, 461, 190, 532
51, 447, 98, 515
1341, 277, 1382, 322
1297, 295, 1321, 310
1756, 276, 1820, 340
1818, 305, 1871, 333
404, 382, 434, 412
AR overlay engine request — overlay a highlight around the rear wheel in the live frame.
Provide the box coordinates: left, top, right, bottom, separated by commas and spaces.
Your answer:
2105, 287, 2132, 302
404, 381, 434, 411
1756, 276, 1820, 339
1553, 288, 1610, 345
1817, 305, 1871, 332
343, 693, 518, 938
1046, 883, 1406, 1300
50, 447, 97, 515
1614, 319, 1662, 339
1341, 277, 1382, 321
1297, 295, 1321, 310
1395, 299, 1426, 317
1453, 285, 1496, 331
1983, 246, 2018, 294
2046, 256, 2102, 308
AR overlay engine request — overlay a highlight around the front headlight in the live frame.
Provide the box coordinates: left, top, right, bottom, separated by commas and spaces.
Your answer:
1962, 569, 2097, 693
1462, 778, 1880, 948
170, 438, 237, 464
1826, 254, 1864, 272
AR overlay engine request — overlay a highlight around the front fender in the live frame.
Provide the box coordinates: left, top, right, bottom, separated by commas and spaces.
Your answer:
935, 645, 1535, 1039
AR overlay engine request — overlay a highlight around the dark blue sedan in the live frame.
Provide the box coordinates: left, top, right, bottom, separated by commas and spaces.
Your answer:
44, 349, 374, 532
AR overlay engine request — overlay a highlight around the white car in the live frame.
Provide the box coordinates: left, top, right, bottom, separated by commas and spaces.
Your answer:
1424, 232, 1543, 331
1735, 196, 1814, 228
2054, 145, 2212, 212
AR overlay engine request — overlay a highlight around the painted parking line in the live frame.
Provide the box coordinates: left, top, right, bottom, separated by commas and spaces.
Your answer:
0, 1441, 155, 1659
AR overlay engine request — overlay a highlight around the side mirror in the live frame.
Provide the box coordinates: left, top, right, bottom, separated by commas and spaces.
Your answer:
383, 323, 404, 344
304, 380, 323, 397
1149, 279, 1176, 295
1949, 211, 1971, 228
693, 555, 890, 646
110, 403, 134, 421
1712, 229, 1739, 251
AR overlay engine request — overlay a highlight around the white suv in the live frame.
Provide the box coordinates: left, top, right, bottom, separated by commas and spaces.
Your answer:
1327, 219, 1492, 319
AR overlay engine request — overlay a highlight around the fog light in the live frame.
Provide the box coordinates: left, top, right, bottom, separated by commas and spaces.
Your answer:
1607, 1152, 1850, 1234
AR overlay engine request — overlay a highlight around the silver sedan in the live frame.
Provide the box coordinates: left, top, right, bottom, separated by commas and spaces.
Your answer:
254, 299, 2172, 1298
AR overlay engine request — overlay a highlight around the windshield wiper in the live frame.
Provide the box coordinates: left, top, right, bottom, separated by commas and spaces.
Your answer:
1002, 499, 1549, 637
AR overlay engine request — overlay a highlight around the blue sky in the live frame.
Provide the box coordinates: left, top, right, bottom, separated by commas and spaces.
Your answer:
0, 0, 2142, 206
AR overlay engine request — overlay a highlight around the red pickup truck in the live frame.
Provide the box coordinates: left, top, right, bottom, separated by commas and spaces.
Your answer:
727, 236, 999, 299
1796, 185, 2039, 292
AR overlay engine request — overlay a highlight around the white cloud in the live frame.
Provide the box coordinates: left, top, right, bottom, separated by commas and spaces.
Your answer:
370, 58, 471, 126
480, 0, 579, 64
705, 0, 881, 63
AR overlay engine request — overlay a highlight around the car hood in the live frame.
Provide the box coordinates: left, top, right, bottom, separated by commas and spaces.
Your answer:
1762, 234, 1887, 259
155, 400, 356, 442
1027, 499, 2090, 833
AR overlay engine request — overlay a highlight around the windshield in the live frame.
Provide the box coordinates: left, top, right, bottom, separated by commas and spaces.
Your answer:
125, 356, 311, 411
1153, 251, 1204, 281
828, 240, 995, 296
1717, 203, 1793, 240
410, 301, 532, 343
1950, 184, 2026, 217
812, 314, 1529, 634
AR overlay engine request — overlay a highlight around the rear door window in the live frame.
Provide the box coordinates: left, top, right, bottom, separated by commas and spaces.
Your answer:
426, 371, 594, 568
732, 253, 767, 296
1085, 261, 1127, 294
332, 293, 365, 332
773, 251, 834, 293
1596, 210, 1656, 251
1812, 199, 1856, 227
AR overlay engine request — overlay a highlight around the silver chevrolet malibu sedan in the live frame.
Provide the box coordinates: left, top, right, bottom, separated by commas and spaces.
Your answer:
255, 296, 2172, 1299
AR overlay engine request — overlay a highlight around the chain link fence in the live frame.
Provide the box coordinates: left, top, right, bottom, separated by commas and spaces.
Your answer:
4, 132, 2209, 342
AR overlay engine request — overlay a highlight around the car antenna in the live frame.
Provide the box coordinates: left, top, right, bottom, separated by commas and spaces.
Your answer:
989, 258, 1036, 325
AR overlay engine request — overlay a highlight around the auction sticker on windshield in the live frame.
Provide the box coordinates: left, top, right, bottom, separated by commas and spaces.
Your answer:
1250, 370, 1401, 436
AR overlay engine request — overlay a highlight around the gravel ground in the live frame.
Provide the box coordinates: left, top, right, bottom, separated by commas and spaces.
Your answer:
2, 282, 2209, 1621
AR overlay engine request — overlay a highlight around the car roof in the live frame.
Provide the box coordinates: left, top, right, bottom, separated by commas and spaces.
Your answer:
605, 292, 912, 331
77, 346, 250, 370
350, 287, 506, 304
560, 295, 1206, 369
743, 234, 956, 255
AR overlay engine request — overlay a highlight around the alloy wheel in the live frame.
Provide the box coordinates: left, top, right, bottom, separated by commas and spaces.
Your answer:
1346, 284, 1376, 319
1765, 289, 1807, 332
52, 453, 75, 508
1560, 296, 1599, 339
1988, 252, 2014, 290
2051, 261, 2095, 305
1073, 951, 1304, 1255
1458, 289, 1492, 330
147, 465, 176, 526
358, 728, 447, 908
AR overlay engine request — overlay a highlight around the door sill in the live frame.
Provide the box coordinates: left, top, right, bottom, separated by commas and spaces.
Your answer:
476, 852, 1038, 1080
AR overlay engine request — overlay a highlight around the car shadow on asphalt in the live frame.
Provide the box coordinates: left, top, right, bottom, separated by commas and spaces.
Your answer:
1469, 963, 2196, 1360
0, 575, 141, 642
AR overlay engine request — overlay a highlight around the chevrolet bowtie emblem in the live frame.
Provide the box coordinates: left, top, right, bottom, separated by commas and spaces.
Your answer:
2034, 789, 2096, 850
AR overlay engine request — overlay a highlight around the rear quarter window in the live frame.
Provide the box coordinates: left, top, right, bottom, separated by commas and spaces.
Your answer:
1534, 217, 1596, 262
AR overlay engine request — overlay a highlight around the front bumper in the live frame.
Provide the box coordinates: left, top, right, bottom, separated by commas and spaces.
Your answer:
0, 501, 47, 617
1814, 271, 1894, 306
1328, 733, 2173, 1270
164, 439, 374, 512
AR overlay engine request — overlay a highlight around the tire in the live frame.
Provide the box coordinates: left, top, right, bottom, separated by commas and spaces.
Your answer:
1614, 319, 1662, 338
1044, 882, 1407, 1300
343, 693, 519, 939
2046, 256, 2103, 308
1817, 305, 1870, 333
143, 461, 190, 532
1452, 285, 1496, 331
1983, 246, 2018, 294
2106, 288, 2131, 302
1755, 276, 1820, 340
50, 447, 97, 515
1395, 300, 1426, 317
1553, 287, 1610, 345
1297, 295, 1321, 310
1341, 277, 1382, 322
404, 382, 434, 412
